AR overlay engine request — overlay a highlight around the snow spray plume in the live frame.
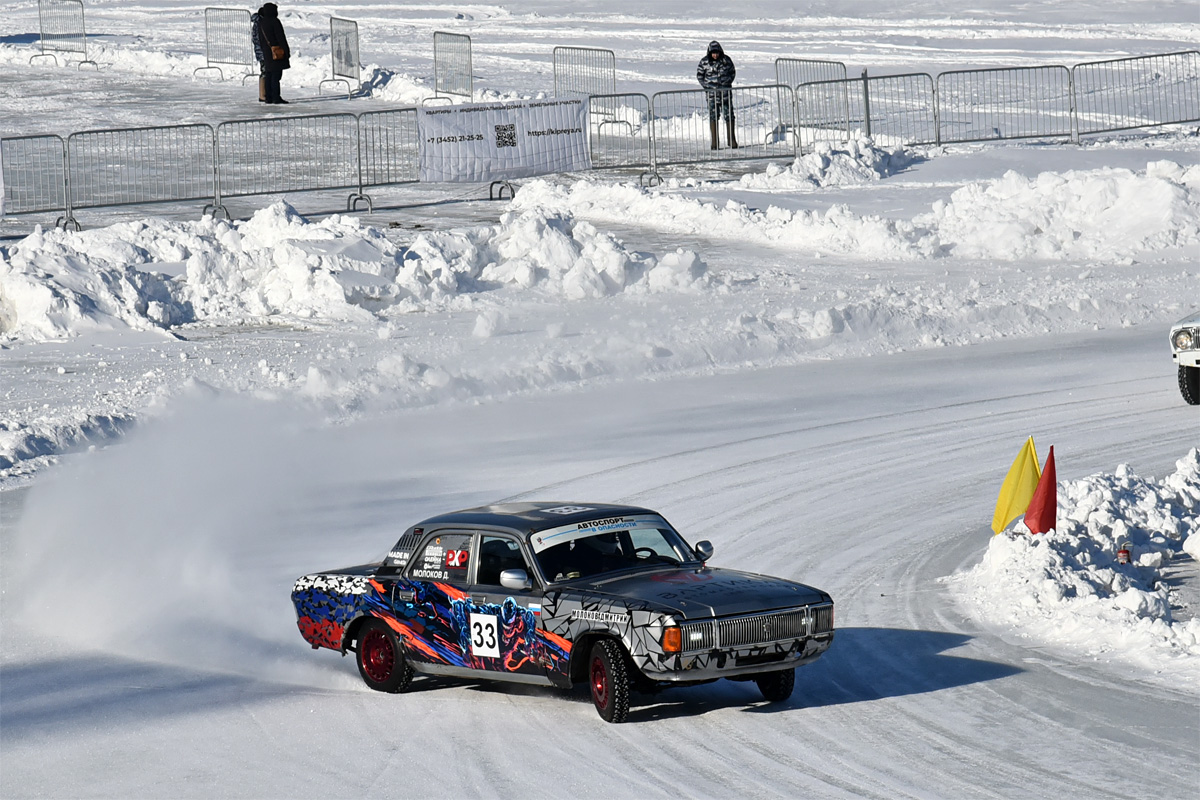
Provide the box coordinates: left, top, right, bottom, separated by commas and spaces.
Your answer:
9, 394, 377, 690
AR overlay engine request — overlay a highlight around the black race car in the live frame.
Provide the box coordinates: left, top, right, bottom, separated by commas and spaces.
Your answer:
292, 502, 834, 722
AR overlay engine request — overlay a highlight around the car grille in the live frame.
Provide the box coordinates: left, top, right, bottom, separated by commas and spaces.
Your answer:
679, 604, 833, 652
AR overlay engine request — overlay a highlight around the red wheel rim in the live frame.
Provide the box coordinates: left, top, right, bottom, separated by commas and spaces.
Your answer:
591, 654, 609, 709
361, 628, 395, 683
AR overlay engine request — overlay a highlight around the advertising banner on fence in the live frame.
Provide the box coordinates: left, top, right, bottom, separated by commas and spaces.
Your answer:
418, 98, 590, 183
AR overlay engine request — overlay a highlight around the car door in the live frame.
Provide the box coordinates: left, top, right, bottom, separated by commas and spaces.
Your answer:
467, 534, 563, 678
394, 530, 476, 668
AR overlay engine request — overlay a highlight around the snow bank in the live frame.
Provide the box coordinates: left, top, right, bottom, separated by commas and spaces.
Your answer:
951, 449, 1200, 686
0, 202, 706, 341
516, 159, 1200, 261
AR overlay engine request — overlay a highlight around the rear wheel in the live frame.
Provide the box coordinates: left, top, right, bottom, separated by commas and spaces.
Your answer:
754, 668, 795, 702
356, 618, 413, 693
589, 639, 631, 723
1180, 365, 1200, 405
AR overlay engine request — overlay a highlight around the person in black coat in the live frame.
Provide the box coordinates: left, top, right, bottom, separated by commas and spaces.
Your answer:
696, 40, 737, 150
251, 3, 290, 104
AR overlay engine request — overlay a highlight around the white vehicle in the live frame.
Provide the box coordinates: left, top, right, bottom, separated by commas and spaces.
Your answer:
1171, 311, 1200, 405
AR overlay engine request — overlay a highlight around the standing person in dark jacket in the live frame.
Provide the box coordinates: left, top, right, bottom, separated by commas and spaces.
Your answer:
696, 40, 737, 150
251, 3, 290, 104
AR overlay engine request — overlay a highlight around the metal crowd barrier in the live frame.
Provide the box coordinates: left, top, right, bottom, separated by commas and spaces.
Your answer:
650, 84, 798, 168
216, 114, 361, 211
1073, 51, 1200, 135
358, 109, 420, 198
1, 135, 67, 217
937, 65, 1076, 144
858, 72, 938, 146
195, 7, 255, 81
322, 17, 362, 98
67, 125, 217, 216
31, 0, 96, 69
586, 93, 652, 172
3, 50, 1197, 227
431, 31, 472, 104
776, 57, 847, 89
554, 47, 617, 98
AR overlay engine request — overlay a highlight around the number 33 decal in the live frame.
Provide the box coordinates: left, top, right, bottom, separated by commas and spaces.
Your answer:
470, 613, 500, 658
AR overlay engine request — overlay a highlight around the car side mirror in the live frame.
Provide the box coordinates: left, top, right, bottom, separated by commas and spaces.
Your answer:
500, 569, 532, 591
694, 540, 714, 561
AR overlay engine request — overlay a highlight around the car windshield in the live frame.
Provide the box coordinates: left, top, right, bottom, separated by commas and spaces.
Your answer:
533, 525, 693, 582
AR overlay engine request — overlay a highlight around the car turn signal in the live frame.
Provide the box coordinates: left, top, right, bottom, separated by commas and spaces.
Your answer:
662, 626, 682, 653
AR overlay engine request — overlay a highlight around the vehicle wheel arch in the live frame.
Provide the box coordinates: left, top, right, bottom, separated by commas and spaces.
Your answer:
569, 630, 630, 686
341, 612, 375, 654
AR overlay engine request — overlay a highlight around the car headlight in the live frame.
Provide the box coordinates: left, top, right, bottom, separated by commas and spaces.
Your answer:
1173, 328, 1197, 352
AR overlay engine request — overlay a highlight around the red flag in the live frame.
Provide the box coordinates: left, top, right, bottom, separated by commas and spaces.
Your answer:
1023, 446, 1057, 534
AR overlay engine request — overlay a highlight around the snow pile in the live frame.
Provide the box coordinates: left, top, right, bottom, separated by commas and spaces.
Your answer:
952, 449, 1200, 684
0, 202, 706, 341
738, 138, 918, 190
517, 161, 1200, 261
924, 161, 1200, 260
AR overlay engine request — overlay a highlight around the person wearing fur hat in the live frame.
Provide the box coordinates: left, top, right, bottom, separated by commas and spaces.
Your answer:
251, 3, 291, 104
696, 41, 737, 150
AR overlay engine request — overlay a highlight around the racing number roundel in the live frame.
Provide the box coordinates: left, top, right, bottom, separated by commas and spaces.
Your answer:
470, 613, 500, 658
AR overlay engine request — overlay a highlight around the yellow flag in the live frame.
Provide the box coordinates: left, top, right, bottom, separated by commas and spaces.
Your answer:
991, 437, 1041, 534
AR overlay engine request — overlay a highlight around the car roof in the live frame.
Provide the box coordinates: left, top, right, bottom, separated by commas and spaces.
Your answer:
415, 502, 662, 536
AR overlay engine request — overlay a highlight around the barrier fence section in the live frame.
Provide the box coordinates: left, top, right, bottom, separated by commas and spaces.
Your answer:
775, 57, 847, 89
432, 31, 472, 102
1073, 51, 1200, 135
650, 85, 798, 168
860, 72, 938, 146
358, 109, 420, 191
66, 125, 217, 215
195, 7, 254, 80
554, 47, 616, 98
216, 114, 360, 206
937, 65, 1075, 144
321, 17, 361, 98
586, 93, 652, 171
1, 135, 67, 216
32, 0, 96, 69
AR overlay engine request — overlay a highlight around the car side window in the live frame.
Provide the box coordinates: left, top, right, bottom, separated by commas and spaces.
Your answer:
475, 535, 531, 587
408, 532, 472, 585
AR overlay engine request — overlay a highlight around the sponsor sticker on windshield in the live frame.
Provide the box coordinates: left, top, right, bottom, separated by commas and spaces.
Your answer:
531, 514, 669, 552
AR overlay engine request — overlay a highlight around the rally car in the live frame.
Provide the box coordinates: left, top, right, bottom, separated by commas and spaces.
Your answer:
291, 502, 835, 722
1172, 311, 1200, 405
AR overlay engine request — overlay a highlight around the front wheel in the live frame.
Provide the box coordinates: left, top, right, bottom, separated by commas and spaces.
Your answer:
1180, 365, 1200, 405
754, 668, 795, 702
356, 618, 413, 693
589, 639, 631, 723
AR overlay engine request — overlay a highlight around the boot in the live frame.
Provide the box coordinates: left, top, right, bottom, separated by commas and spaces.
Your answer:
709, 119, 719, 150
726, 117, 738, 149
259, 75, 266, 102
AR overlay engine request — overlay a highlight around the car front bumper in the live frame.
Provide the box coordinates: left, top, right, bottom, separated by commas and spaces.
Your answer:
647, 632, 834, 681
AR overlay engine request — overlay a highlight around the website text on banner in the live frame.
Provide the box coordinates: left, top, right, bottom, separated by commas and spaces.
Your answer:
418, 99, 591, 183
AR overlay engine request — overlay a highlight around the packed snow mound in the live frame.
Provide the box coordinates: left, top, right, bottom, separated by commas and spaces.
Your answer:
0, 202, 707, 341
951, 449, 1200, 685
923, 161, 1200, 259
738, 138, 918, 190
518, 161, 1200, 261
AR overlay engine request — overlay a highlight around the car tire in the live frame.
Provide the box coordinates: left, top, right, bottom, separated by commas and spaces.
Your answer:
1180, 365, 1200, 405
589, 639, 631, 723
356, 618, 413, 693
754, 668, 795, 702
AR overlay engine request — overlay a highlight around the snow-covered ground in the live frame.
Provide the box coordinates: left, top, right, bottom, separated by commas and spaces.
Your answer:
1, 1, 1198, 798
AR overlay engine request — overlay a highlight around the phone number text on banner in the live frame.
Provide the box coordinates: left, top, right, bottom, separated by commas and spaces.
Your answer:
418, 98, 591, 183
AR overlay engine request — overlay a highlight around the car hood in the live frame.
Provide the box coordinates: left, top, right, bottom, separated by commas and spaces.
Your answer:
570, 566, 830, 620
